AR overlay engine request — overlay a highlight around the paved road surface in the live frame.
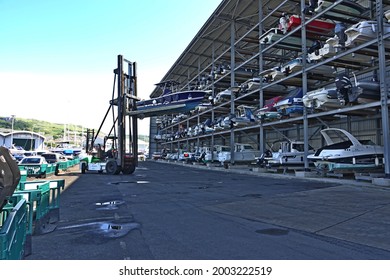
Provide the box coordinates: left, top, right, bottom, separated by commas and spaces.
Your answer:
26, 161, 390, 260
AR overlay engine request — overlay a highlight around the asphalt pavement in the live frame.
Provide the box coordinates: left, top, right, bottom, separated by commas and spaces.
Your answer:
25, 160, 390, 260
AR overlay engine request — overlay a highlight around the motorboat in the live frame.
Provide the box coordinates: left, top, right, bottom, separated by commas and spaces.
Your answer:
259, 28, 314, 50
274, 88, 304, 116
386, 10, 390, 23
230, 105, 259, 127
345, 21, 390, 48
239, 77, 261, 93
312, 0, 367, 21
50, 141, 82, 156
218, 143, 260, 165
308, 34, 369, 63
260, 66, 283, 82
336, 72, 381, 104
130, 80, 209, 118
213, 87, 240, 105
303, 86, 342, 110
347, 77, 380, 104
287, 15, 335, 35
308, 36, 341, 62
307, 128, 384, 172
258, 140, 315, 168
281, 56, 334, 77
254, 96, 283, 121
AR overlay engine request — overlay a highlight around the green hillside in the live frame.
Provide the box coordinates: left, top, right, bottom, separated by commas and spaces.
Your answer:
0, 116, 149, 144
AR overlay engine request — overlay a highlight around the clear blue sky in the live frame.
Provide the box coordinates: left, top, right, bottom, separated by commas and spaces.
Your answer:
0, 0, 221, 135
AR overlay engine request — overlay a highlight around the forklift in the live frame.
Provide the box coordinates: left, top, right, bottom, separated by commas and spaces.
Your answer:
79, 55, 139, 175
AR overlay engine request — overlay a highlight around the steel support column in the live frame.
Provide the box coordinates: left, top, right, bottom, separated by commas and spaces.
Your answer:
377, 0, 390, 176
230, 20, 236, 164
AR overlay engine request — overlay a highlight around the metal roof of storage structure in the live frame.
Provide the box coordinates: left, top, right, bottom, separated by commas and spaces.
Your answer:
150, 0, 262, 98
149, 0, 384, 98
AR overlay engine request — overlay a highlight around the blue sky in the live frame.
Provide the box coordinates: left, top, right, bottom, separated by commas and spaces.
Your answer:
0, 0, 221, 135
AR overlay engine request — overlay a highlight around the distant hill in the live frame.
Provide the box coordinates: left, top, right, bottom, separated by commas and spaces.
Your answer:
0, 116, 149, 144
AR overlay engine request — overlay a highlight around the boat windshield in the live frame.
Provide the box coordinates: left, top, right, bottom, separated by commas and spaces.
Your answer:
292, 143, 314, 152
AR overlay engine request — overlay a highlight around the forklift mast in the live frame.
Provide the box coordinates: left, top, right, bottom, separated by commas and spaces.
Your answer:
90, 55, 139, 175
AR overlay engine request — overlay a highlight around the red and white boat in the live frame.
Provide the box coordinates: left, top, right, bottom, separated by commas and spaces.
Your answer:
287, 15, 335, 35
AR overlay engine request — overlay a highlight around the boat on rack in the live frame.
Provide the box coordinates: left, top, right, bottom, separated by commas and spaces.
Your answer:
303, 86, 342, 110
259, 28, 314, 50
258, 140, 315, 168
287, 15, 335, 35
254, 96, 283, 121
129, 80, 209, 118
274, 87, 304, 116
345, 20, 390, 48
307, 128, 384, 172
311, 0, 367, 21
336, 72, 381, 104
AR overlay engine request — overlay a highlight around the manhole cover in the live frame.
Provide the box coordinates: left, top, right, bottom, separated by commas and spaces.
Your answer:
256, 228, 289, 236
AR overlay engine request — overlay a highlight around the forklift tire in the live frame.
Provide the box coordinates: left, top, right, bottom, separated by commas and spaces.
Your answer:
122, 163, 136, 175
81, 162, 87, 174
106, 160, 119, 175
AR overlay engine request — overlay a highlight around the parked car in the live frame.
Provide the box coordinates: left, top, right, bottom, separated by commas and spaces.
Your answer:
41, 152, 67, 164
18, 156, 54, 178
19, 156, 47, 165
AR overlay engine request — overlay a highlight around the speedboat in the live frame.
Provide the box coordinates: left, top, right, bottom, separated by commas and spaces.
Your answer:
345, 21, 390, 48
130, 80, 209, 118
254, 96, 283, 121
308, 128, 384, 172
239, 77, 261, 93
313, 0, 367, 21
213, 87, 240, 105
386, 10, 390, 23
274, 88, 304, 116
308, 36, 340, 61
258, 140, 315, 168
259, 28, 314, 50
230, 105, 259, 127
50, 141, 82, 156
303, 86, 342, 110
335, 73, 381, 104
287, 15, 335, 35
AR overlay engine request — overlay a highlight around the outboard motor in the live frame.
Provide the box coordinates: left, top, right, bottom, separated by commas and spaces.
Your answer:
303, 0, 319, 15
256, 150, 273, 167
334, 22, 347, 47
308, 40, 322, 55
335, 73, 353, 105
0, 147, 21, 211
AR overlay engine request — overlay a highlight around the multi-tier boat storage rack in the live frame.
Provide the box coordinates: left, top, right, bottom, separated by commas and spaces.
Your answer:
148, 0, 390, 177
